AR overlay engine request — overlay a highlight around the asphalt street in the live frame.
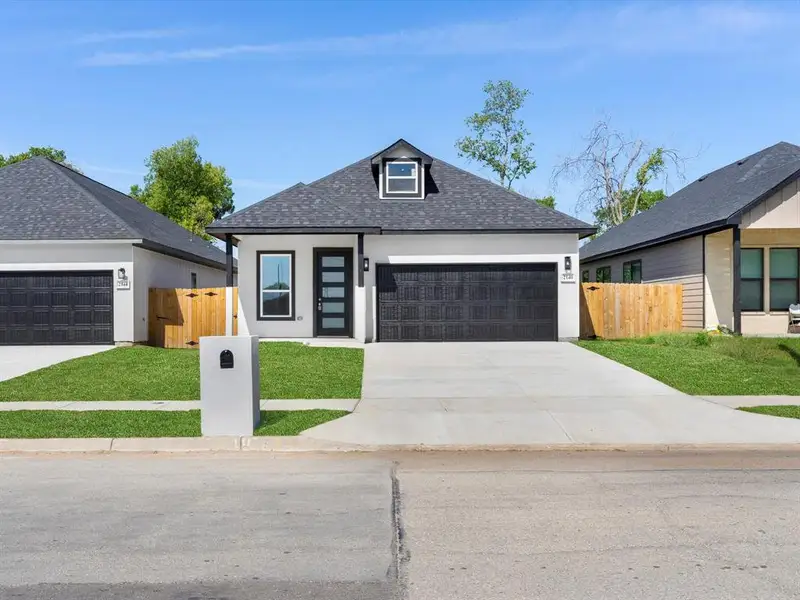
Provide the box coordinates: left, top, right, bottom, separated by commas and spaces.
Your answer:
1, 451, 799, 599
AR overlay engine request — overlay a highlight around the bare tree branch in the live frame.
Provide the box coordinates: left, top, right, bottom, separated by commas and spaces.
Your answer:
552, 118, 689, 232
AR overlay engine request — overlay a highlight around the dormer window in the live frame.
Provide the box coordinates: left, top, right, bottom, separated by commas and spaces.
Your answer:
385, 161, 418, 194
371, 138, 432, 200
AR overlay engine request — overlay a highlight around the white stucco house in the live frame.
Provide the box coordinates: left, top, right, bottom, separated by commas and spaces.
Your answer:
207, 139, 595, 342
0, 157, 231, 345
581, 141, 800, 336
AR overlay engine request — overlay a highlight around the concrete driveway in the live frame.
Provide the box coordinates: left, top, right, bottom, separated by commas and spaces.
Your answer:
304, 342, 800, 446
0, 346, 114, 382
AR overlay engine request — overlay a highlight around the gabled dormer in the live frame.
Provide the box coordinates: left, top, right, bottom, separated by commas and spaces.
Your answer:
371, 139, 433, 200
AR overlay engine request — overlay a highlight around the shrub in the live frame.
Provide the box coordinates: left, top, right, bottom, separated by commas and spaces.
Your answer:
693, 331, 712, 347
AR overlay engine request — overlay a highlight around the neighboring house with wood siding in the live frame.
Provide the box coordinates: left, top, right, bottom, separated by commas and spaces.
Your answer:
580, 142, 800, 336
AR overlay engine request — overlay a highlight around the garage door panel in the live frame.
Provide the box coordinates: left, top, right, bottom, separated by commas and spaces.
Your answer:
0, 271, 113, 345
377, 263, 557, 342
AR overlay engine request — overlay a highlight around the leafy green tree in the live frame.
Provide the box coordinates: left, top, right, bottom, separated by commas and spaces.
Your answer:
593, 189, 665, 233
514, 185, 557, 210
535, 195, 556, 209
456, 80, 536, 189
0, 146, 80, 171
131, 137, 234, 239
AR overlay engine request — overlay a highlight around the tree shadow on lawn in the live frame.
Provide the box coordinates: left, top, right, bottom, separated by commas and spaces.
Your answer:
778, 343, 800, 368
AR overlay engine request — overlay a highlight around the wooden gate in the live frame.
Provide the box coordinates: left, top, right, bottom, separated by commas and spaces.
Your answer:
148, 287, 238, 349
580, 282, 683, 339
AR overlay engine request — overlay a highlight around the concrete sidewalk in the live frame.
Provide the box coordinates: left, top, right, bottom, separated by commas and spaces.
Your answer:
0, 399, 359, 411
2, 436, 800, 453
701, 396, 800, 408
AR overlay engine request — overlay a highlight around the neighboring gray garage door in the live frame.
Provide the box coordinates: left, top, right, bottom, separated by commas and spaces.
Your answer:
377, 263, 557, 342
0, 271, 114, 345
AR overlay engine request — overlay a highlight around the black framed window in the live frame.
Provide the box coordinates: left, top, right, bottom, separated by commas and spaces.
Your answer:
596, 266, 611, 283
257, 251, 295, 320
581, 269, 589, 283
740, 248, 763, 311
623, 260, 642, 283
190, 272, 197, 289
769, 248, 799, 311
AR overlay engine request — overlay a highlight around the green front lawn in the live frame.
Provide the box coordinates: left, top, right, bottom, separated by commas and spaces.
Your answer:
0, 343, 363, 401
739, 405, 800, 419
0, 409, 348, 438
577, 333, 800, 395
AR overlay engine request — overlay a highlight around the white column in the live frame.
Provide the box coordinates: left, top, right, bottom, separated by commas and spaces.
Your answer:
353, 285, 367, 342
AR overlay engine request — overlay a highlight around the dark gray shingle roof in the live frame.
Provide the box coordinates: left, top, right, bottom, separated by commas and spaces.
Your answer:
580, 141, 800, 261
0, 157, 229, 269
208, 142, 594, 235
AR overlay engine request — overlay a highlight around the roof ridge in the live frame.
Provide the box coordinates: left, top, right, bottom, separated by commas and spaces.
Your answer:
211, 182, 306, 226
739, 154, 800, 183
299, 154, 383, 223
432, 156, 585, 221
698, 141, 800, 181
38, 158, 141, 239
304, 154, 373, 188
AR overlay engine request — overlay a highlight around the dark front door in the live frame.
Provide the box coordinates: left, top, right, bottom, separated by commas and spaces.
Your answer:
0, 271, 114, 345
314, 249, 353, 337
376, 263, 558, 342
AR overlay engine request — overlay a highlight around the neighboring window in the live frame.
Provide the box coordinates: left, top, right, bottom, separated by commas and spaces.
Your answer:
581, 270, 590, 283
385, 161, 418, 193
596, 266, 611, 283
769, 248, 799, 311
623, 260, 642, 283
258, 251, 294, 319
190, 272, 197, 289
740, 248, 764, 311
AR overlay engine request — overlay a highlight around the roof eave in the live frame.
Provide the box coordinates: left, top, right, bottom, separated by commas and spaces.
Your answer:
381, 227, 597, 237
582, 165, 800, 262
580, 220, 732, 263
370, 139, 433, 165
727, 166, 800, 224
206, 226, 381, 239
135, 239, 232, 272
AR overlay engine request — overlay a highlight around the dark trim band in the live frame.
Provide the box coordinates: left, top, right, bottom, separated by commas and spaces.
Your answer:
134, 240, 230, 272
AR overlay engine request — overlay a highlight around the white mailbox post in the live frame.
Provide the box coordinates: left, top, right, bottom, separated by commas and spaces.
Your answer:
200, 335, 260, 436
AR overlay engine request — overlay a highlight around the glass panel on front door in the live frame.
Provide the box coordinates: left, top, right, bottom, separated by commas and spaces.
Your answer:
316, 251, 351, 336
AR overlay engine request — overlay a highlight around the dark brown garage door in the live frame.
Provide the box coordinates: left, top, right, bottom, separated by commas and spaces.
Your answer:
0, 271, 114, 345
377, 263, 557, 342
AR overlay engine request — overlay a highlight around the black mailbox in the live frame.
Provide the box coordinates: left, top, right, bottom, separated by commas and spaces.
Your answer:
220, 350, 234, 369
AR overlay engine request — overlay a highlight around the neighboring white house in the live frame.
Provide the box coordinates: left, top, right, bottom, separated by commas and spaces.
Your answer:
581, 141, 800, 336
0, 157, 231, 345
207, 139, 595, 342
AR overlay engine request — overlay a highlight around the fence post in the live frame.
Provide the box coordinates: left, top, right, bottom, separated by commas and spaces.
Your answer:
225, 286, 234, 336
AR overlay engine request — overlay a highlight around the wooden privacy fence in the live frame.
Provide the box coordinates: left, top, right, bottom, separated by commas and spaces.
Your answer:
148, 287, 238, 349
579, 282, 683, 339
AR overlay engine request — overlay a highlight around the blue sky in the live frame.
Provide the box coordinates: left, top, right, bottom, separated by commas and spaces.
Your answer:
3, 0, 800, 221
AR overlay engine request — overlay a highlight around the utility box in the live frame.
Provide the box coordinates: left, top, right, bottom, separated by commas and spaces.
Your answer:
200, 335, 260, 436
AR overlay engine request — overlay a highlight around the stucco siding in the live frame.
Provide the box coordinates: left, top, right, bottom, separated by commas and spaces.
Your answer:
236, 234, 360, 339
0, 240, 135, 343
131, 247, 227, 342
364, 233, 580, 341
582, 235, 704, 329
237, 233, 581, 341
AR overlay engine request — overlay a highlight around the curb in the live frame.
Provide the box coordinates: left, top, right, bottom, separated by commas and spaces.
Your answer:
1, 438, 800, 454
